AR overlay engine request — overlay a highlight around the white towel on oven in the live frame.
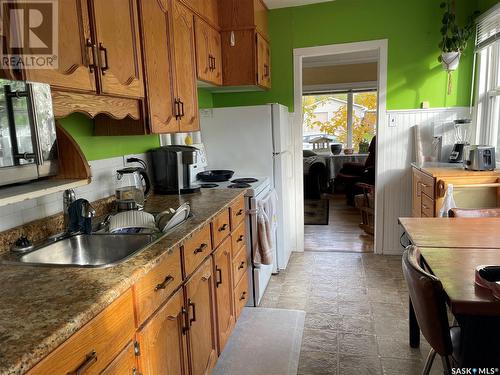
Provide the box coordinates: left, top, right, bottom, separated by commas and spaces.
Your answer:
254, 189, 278, 266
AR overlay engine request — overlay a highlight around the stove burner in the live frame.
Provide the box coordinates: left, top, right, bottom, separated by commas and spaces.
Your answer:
231, 178, 258, 184
228, 182, 251, 189
200, 183, 219, 188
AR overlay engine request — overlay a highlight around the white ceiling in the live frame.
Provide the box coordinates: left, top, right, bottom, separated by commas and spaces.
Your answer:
263, 0, 334, 10
303, 50, 379, 68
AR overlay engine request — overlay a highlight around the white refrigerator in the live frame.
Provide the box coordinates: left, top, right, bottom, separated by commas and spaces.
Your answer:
200, 104, 294, 272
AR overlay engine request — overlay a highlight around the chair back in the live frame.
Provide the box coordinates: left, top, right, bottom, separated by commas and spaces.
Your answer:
448, 208, 500, 218
364, 136, 376, 168
402, 246, 452, 356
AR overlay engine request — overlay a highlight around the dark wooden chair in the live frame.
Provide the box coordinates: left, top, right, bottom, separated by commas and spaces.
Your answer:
402, 246, 462, 375
448, 208, 500, 218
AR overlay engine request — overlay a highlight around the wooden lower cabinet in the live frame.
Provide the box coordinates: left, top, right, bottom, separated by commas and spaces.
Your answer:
185, 257, 218, 375
101, 341, 138, 375
136, 287, 189, 375
213, 237, 236, 354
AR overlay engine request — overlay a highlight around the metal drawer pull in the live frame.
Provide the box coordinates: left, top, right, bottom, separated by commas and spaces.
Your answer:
98, 43, 109, 74
174, 98, 181, 120
182, 306, 189, 334
238, 261, 245, 270
85, 38, 97, 73
69, 351, 97, 375
237, 235, 244, 243
236, 209, 244, 216
239, 291, 247, 301
188, 299, 196, 326
218, 223, 228, 232
154, 275, 174, 291
216, 266, 223, 288
194, 243, 208, 254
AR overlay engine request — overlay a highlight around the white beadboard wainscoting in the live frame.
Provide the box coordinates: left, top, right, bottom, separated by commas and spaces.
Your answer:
380, 106, 470, 254
0, 153, 149, 232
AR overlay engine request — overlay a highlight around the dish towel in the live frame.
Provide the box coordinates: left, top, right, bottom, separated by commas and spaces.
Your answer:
254, 189, 278, 266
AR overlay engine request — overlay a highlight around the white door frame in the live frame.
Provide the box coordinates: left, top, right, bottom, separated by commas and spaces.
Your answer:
292, 39, 388, 255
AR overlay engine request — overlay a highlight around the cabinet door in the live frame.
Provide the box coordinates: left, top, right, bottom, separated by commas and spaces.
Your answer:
185, 257, 218, 375
101, 342, 137, 375
92, 0, 144, 98
25, 0, 96, 92
172, 0, 199, 131
209, 27, 223, 85
139, 0, 179, 133
213, 237, 235, 353
137, 288, 189, 375
194, 17, 212, 83
256, 33, 270, 88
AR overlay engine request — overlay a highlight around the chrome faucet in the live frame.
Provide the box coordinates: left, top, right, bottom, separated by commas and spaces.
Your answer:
81, 200, 96, 219
63, 189, 76, 230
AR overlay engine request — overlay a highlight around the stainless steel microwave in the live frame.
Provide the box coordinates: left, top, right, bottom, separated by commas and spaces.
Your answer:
0, 80, 58, 187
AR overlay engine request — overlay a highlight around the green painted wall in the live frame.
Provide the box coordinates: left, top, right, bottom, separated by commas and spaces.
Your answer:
198, 88, 214, 108
212, 0, 481, 111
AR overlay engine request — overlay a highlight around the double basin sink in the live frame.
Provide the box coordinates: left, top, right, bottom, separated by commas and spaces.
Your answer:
2, 233, 159, 268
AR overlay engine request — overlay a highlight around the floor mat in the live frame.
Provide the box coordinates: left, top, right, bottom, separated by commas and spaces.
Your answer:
304, 198, 330, 225
213, 307, 305, 375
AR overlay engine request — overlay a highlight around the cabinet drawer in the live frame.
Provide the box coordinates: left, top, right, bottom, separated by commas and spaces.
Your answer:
234, 271, 249, 319
232, 246, 248, 287
231, 221, 246, 256
212, 209, 231, 248
134, 247, 183, 326
184, 224, 213, 276
101, 341, 137, 375
415, 169, 435, 198
230, 196, 246, 229
421, 193, 435, 217
28, 290, 135, 375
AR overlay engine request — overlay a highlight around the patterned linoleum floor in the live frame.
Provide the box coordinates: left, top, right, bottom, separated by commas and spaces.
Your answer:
259, 252, 444, 375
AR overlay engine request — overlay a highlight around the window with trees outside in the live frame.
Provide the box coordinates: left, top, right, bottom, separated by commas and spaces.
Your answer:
302, 91, 377, 152
473, 4, 500, 163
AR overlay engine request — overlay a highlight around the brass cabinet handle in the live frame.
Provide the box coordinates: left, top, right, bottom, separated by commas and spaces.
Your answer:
238, 261, 245, 270
154, 275, 174, 291
85, 38, 97, 73
68, 351, 97, 375
188, 299, 196, 326
237, 234, 244, 243
218, 223, 228, 232
236, 208, 244, 216
194, 243, 207, 254
216, 266, 223, 288
98, 42, 109, 74
239, 291, 247, 301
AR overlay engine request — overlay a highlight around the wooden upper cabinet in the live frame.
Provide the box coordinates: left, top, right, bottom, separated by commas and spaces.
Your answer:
182, 0, 219, 28
213, 238, 235, 354
137, 288, 189, 375
256, 33, 271, 88
92, 0, 144, 99
195, 17, 222, 85
172, 0, 199, 132
138, 0, 179, 134
25, 0, 96, 92
219, 0, 269, 38
185, 257, 218, 375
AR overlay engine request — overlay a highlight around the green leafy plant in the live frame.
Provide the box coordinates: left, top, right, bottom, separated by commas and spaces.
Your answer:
438, 0, 478, 61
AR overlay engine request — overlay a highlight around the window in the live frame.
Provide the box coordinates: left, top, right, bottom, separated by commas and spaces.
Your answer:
473, 4, 500, 162
302, 91, 377, 151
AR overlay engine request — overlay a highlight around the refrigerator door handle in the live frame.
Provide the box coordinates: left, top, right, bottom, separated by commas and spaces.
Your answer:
273, 150, 291, 156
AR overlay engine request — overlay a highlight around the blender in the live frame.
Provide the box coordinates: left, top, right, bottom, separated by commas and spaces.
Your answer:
449, 119, 471, 163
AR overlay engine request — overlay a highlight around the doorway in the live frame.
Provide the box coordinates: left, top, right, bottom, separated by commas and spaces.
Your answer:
292, 40, 388, 254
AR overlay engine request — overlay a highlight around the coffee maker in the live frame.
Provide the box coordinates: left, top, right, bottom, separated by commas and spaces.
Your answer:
149, 146, 201, 194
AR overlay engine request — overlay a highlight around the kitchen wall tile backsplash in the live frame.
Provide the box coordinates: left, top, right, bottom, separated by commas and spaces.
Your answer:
0, 154, 147, 232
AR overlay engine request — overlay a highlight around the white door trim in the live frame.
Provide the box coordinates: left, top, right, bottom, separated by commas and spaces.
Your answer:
292, 39, 388, 255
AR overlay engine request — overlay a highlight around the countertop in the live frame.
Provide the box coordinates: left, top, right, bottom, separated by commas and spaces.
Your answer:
411, 162, 500, 177
0, 189, 245, 375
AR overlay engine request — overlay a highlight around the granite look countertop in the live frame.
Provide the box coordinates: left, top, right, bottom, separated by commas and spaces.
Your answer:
0, 189, 245, 375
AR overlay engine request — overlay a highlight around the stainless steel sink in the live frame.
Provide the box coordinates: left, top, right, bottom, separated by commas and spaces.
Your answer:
2, 233, 158, 268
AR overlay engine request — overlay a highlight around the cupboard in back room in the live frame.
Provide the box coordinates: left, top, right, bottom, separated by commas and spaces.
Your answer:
1, 0, 272, 136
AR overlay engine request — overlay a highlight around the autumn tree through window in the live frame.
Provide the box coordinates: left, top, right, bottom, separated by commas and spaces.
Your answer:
302, 91, 377, 152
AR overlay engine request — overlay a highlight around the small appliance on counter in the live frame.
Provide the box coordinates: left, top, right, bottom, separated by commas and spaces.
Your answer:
464, 145, 496, 171
115, 159, 151, 210
149, 145, 201, 195
449, 119, 471, 163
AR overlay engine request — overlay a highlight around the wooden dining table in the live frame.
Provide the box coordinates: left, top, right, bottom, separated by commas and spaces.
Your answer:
399, 217, 500, 354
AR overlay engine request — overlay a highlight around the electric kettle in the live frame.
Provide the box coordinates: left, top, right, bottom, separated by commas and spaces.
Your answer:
115, 161, 151, 210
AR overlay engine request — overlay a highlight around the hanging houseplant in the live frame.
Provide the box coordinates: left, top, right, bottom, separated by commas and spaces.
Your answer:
438, 0, 478, 94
